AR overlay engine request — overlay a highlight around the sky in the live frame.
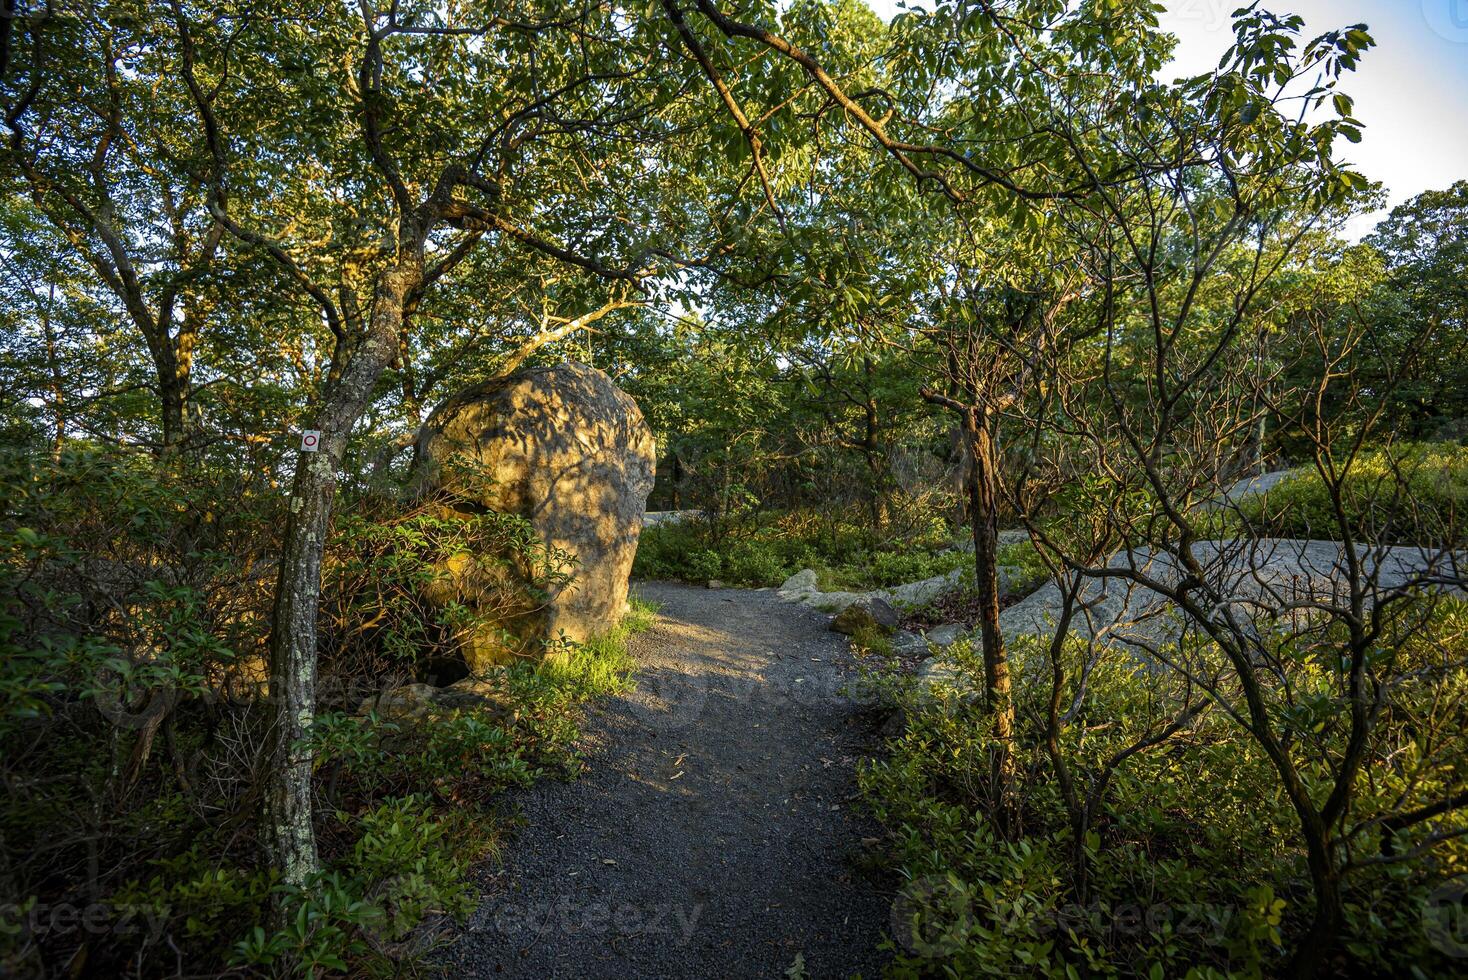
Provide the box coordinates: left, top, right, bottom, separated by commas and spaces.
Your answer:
865, 1, 1468, 239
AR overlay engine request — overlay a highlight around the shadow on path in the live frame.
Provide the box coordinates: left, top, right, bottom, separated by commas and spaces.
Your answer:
441, 582, 893, 978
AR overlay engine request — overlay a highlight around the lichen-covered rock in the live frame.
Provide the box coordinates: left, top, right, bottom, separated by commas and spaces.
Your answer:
779, 569, 820, 595
892, 624, 966, 660
890, 630, 927, 656
418, 363, 656, 670
830, 596, 900, 635
924, 624, 966, 649
774, 565, 994, 614
358, 678, 516, 724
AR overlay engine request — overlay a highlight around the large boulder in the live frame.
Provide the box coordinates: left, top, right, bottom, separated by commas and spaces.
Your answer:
779, 568, 820, 595
417, 363, 656, 669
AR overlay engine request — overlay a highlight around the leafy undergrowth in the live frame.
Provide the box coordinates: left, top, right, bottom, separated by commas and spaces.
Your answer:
1247, 444, 1466, 545
632, 506, 963, 590
166, 600, 657, 978
8, 600, 658, 979
0, 447, 658, 979
1201, 442, 1468, 546
859, 611, 1468, 978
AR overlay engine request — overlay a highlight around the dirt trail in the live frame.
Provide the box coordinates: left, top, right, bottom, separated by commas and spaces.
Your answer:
443, 582, 892, 978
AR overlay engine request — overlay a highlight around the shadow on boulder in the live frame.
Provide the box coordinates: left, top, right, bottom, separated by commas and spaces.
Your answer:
414, 363, 655, 671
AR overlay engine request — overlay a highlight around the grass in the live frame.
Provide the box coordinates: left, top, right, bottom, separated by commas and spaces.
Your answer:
531, 596, 657, 700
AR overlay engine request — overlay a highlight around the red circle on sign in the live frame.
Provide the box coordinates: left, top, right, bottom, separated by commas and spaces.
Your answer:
303, 434, 317, 447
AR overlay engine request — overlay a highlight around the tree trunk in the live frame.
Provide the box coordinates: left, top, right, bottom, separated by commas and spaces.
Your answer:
159, 373, 187, 452
263, 443, 334, 886
860, 356, 886, 527
950, 423, 973, 527
965, 410, 1017, 833
147, 310, 202, 455
40, 287, 66, 460
863, 446, 885, 528
1042, 582, 1087, 897
1286, 830, 1342, 978
263, 264, 414, 886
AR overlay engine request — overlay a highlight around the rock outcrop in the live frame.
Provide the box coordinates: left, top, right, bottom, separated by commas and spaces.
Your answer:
418, 363, 656, 669
920, 538, 1465, 689
776, 564, 1024, 614
891, 623, 966, 658
1203, 468, 1299, 511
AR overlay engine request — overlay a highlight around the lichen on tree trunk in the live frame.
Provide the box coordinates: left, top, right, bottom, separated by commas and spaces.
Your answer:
965, 411, 1017, 833
262, 272, 410, 885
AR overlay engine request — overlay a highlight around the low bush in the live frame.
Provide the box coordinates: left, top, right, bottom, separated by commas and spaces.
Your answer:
861, 602, 1468, 978
1235, 442, 1467, 546
632, 507, 961, 590
0, 447, 653, 977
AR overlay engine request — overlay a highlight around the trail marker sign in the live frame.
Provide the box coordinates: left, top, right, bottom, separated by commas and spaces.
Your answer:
300, 430, 322, 453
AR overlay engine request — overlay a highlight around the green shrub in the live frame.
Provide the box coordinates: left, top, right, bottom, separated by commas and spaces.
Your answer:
862, 612, 1468, 978
629, 520, 710, 580
341, 795, 478, 941
1237, 442, 1467, 545
632, 508, 963, 590
0, 446, 657, 978
686, 548, 724, 582
231, 872, 386, 977
720, 538, 788, 584
109, 849, 278, 962
867, 549, 966, 588
996, 539, 1048, 594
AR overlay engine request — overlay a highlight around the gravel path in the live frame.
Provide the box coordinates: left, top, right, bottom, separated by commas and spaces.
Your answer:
442, 582, 892, 979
